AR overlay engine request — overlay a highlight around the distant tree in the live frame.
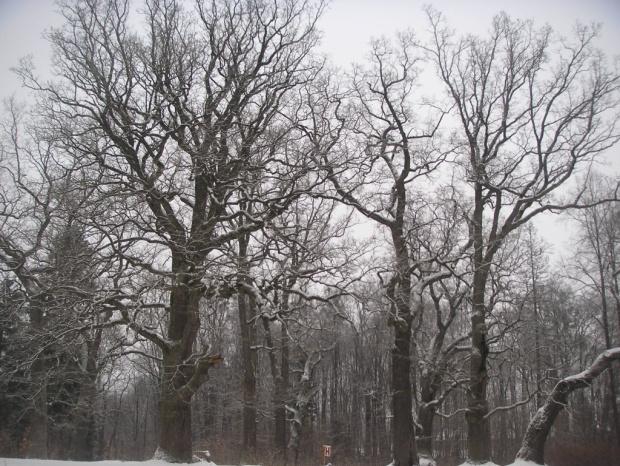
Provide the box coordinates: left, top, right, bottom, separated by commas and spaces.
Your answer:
568, 177, 620, 444
0, 100, 68, 458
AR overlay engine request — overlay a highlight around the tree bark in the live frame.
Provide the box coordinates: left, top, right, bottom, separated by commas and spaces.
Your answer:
158, 391, 193, 463
238, 233, 257, 463
27, 303, 48, 459
416, 403, 435, 458
392, 321, 415, 466
71, 329, 103, 461
275, 321, 290, 460
288, 356, 320, 466
467, 186, 491, 462
156, 277, 217, 462
390, 233, 418, 466
70, 375, 98, 460
516, 347, 620, 464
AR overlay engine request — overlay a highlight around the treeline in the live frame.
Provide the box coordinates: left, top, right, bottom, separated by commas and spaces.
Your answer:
0, 1, 619, 466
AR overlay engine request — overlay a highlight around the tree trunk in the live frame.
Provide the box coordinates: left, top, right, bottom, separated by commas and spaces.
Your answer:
158, 390, 193, 463
389, 230, 418, 466
263, 308, 289, 462
238, 233, 257, 463
416, 403, 435, 458
392, 321, 416, 466
275, 381, 288, 460
71, 330, 103, 461
365, 393, 373, 459
391, 315, 414, 466
467, 189, 491, 463
27, 304, 48, 459
238, 294, 257, 462
27, 362, 48, 459
288, 357, 319, 466
70, 377, 98, 460
156, 276, 211, 462
516, 348, 620, 464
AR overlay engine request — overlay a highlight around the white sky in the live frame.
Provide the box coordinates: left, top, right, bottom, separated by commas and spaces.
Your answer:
1, 0, 619, 259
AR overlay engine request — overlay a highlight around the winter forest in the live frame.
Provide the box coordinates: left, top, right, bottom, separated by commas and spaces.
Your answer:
0, 1, 619, 466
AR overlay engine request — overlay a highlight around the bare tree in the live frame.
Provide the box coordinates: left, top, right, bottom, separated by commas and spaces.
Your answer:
425, 10, 620, 462
568, 177, 620, 445
0, 100, 67, 458
320, 35, 460, 465
16, 0, 327, 460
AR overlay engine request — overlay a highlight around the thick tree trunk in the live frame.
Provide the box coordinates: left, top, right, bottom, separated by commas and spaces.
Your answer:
158, 391, 193, 463
365, 393, 373, 459
27, 304, 48, 459
274, 381, 288, 460
331, 337, 340, 437
392, 321, 416, 466
156, 274, 213, 463
70, 378, 98, 460
389, 231, 418, 466
238, 295, 257, 462
237, 234, 257, 463
516, 348, 620, 464
27, 365, 48, 459
288, 357, 319, 466
416, 403, 435, 458
467, 282, 490, 461
467, 190, 491, 463
263, 308, 289, 462
71, 330, 103, 461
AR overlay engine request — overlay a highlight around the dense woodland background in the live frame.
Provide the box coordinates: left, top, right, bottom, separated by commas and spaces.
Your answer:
0, 1, 619, 465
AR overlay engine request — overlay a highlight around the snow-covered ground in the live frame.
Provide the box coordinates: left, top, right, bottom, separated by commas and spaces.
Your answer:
0, 461, 217, 466
0, 458, 542, 466
457, 461, 541, 466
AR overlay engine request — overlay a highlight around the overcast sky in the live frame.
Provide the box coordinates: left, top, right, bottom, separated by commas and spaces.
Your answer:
1, 0, 619, 257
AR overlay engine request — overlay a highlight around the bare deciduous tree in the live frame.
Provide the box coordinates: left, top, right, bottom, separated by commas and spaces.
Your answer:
425, 10, 620, 462
321, 35, 458, 466
16, 0, 327, 460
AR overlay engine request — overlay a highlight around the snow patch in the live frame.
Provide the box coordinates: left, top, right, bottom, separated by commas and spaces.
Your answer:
457, 462, 500, 466
0, 459, 217, 466
420, 456, 437, 466
506, 461, 544, 466
385, 458, 436, 466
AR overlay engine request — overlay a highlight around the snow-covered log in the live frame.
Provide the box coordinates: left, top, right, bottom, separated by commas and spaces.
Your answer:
516, 347, 620, 464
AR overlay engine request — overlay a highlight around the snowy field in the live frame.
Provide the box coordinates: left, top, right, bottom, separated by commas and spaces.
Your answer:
0, 460, 210, 466
0, 458, 542, 466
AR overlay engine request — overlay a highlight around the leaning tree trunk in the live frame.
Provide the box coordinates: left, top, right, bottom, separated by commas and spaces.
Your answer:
516, 348, 620, 464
